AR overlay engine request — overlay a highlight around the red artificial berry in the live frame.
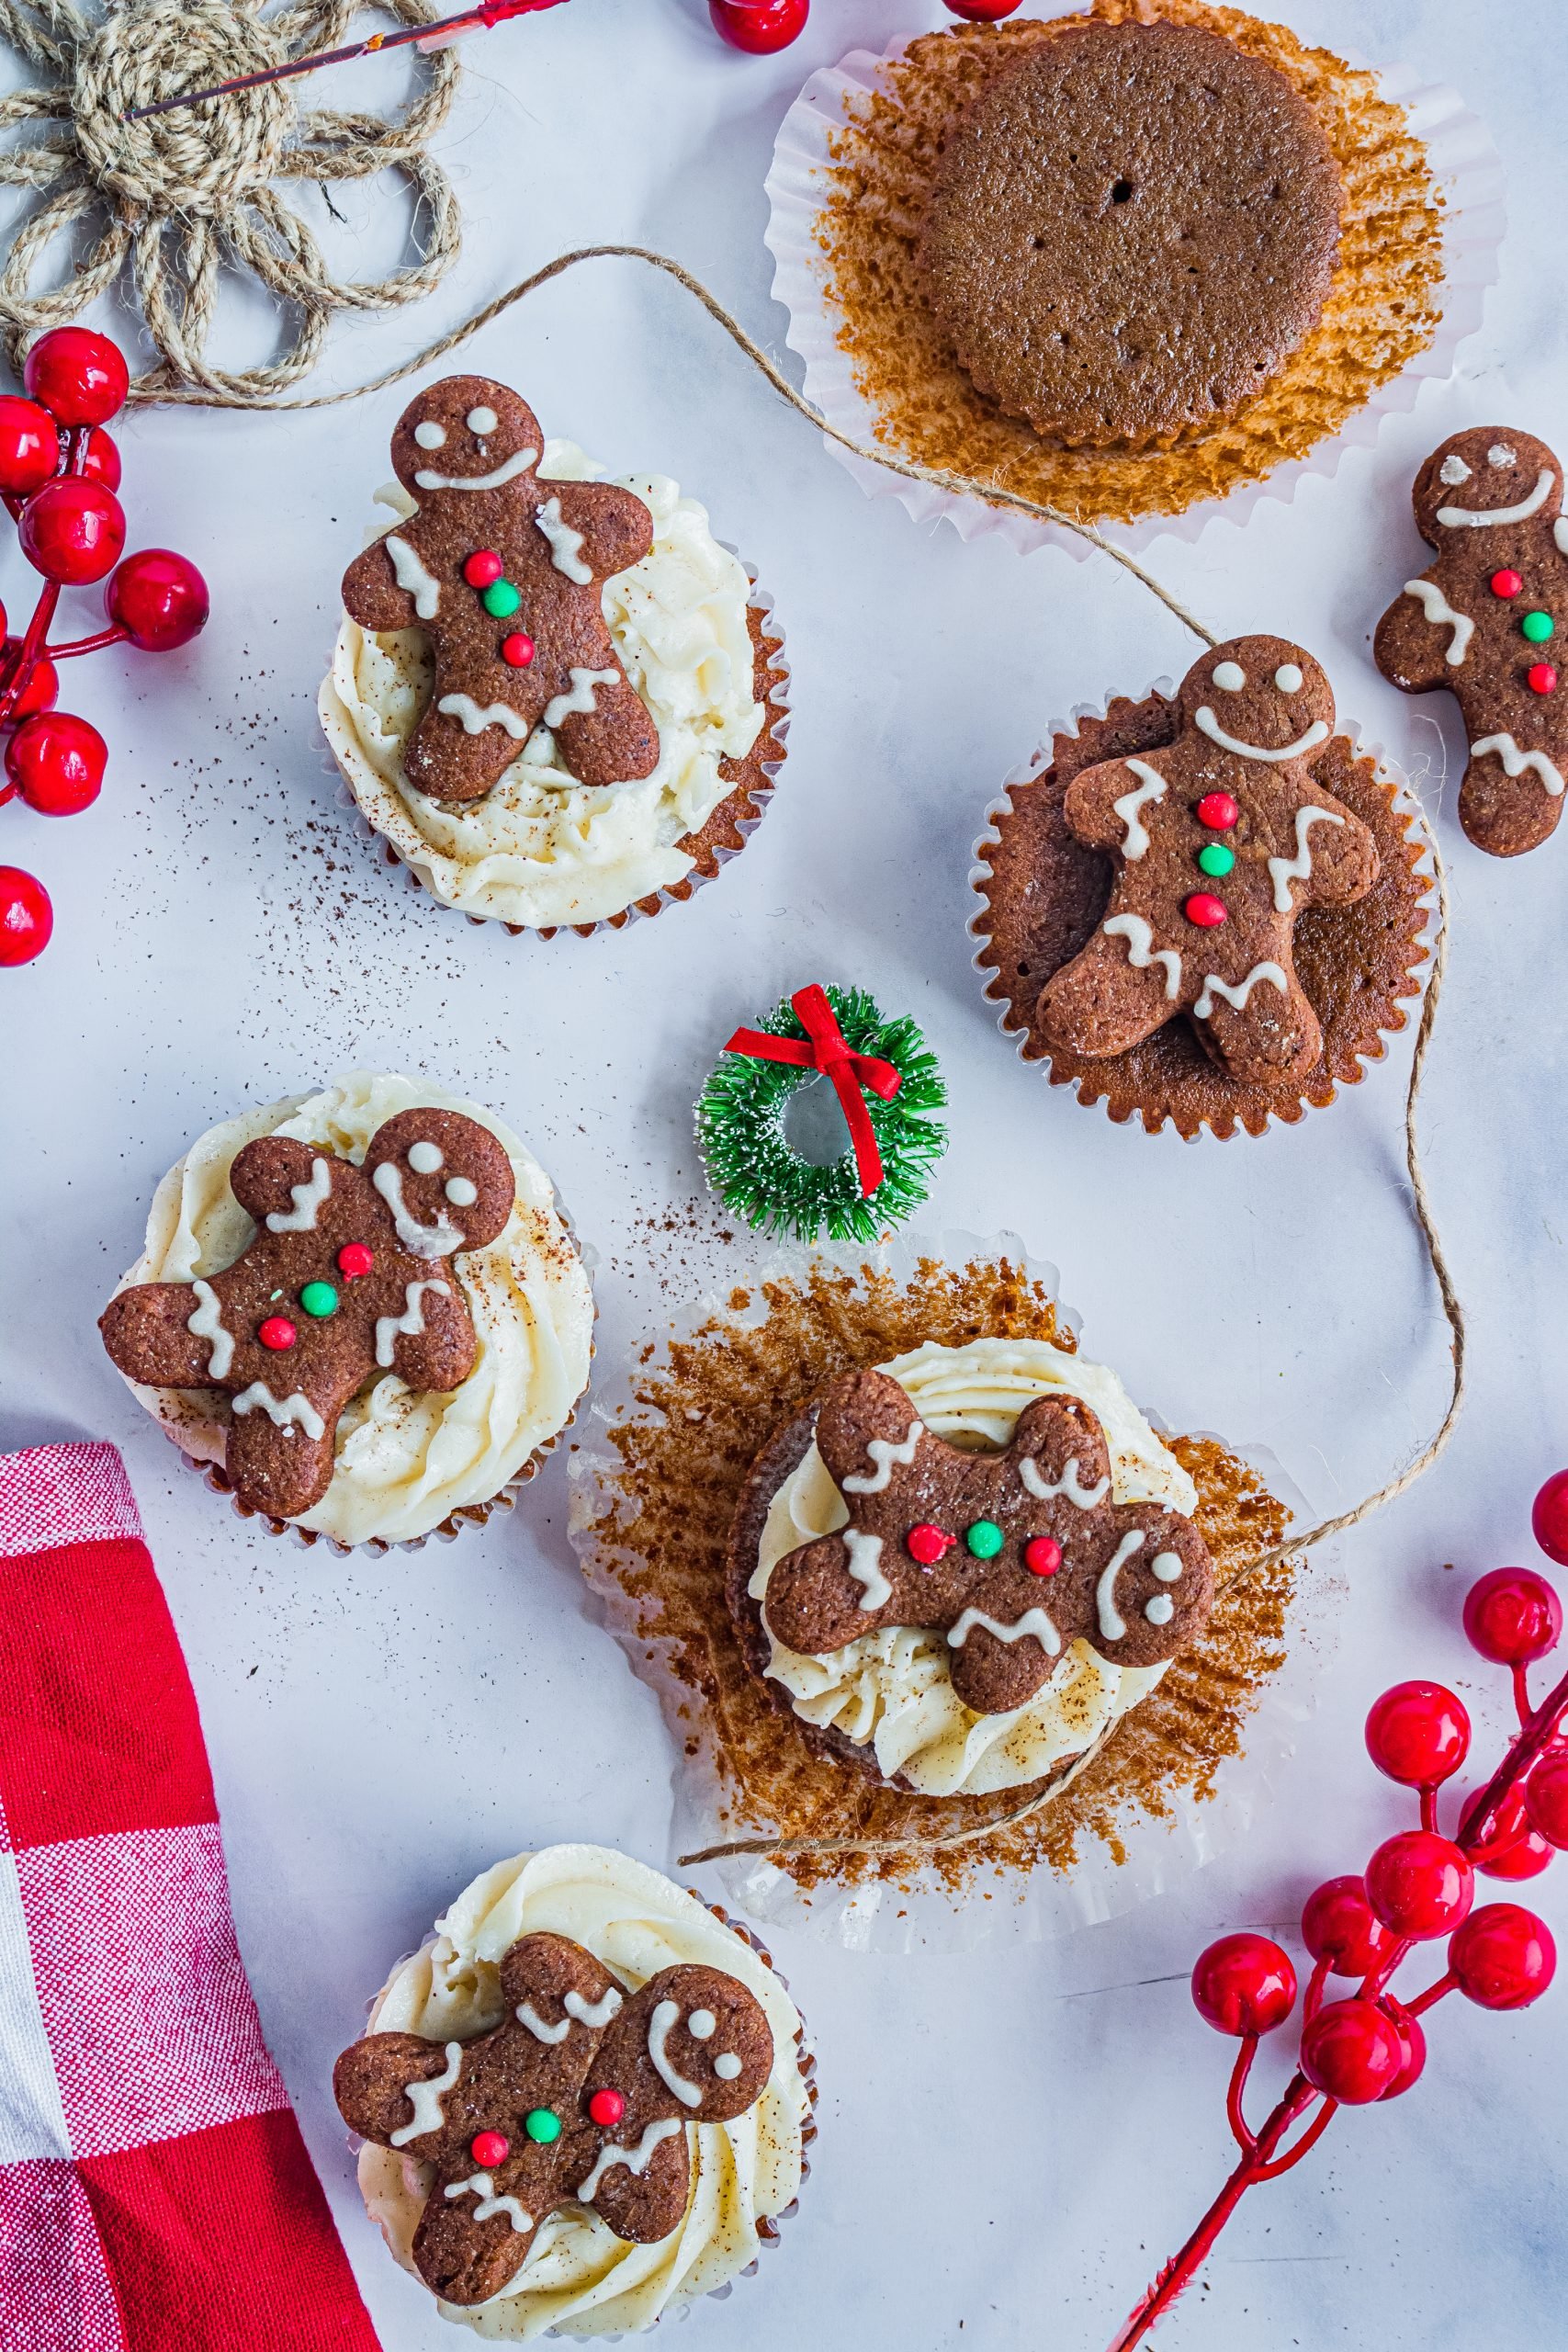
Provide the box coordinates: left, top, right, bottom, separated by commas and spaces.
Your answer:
0, 865, 51, 966
1377, 1999, 1427, 2099
106, 548, 210, 651
1365, 1829, 1473, 1940
19, 478, 125, 585
1463, 1566, 1562, 1663
463, 549, 503, 589
906, 1521, 954, 1566
1195, 790, 1239, 831
337, 1242, 375, 1280
1301, 1874, 1393, 1977
1531, 1470, 1568, 1567
79, 426, 120, 492
587, 2087, 626, 2129
1190, 1933, 1297, 2037
1459, 1783, 1553, 1881
1490, 568, 1524, 599
470, 2130, 510, 2168
1529, 662, 1558, 695
1024, 1536, 1062, 1577
6, 712, 107, 816
502, 631, 535, 669
944, 0, 1023, 16
23, 326, 130, 427
0, 396, 60, 496
258, 1316, 297, 1351
1449, 1903, 1556, 2009
1299, 1998, 1404, 2104
1184, 892, 1228, 928
4, 643, 57, 719
1364, 1679, 1471, 1787
708, 0, 808, 51
1525, 1752, 1568, 1849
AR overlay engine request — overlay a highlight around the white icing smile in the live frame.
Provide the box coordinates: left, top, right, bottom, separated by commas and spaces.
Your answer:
371, 1161, 464, 1256
413, 447, 539, 492
1193, 707, 1330, 763
948, 1603, 1061, 1657
648, 2001, 704, 2107
1437, 468, 1554, 527
1095, 1530, 1145, 1642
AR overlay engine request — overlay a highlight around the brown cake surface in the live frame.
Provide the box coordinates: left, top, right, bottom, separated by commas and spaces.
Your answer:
919, 17, 1341, 449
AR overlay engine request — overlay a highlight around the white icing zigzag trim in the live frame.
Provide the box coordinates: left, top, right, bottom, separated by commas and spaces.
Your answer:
842, 1530, 892, 1610
948, 1603, 1061, 1657
413, 447, 538, 492
384, 534, 441, 620
543, 668, 620, 729
1472, 733, 1566, 797
1111, 759, 1168, 859
516, 2003, 570, 2044
445, 2170, 533, 2233
577, 2118, 683, 2205
648, 2000, 703, 2107
186, 1280, 232, 1378
1018, 1453, 1110, 1510
371, 1162, 464, 1257
1103, 912, 1181, 1001
536, 495, 593, 583
390, 2041, 461, 2146
1193, 962, 1289, 1023
375, 1279, 450, 1368
437, 694, 530, 741
566, 1985, 624, 2029
1193, 709, 1331, 763
231, 1384, 325, 1440
1267, 806, 1345, 913
265, 1157, 333, 1232
1438, 468, 1554, 527
1403, 578, 1473, 665
842, 1424, 920, 1494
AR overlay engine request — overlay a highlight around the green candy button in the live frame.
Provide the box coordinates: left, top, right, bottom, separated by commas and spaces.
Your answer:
482, 579, 522, 619
525, 2108, 562, 2144
1522, 609, 1555, 644
965, 1519, 1005, 1560
299, 1281, 338, 1319
1196, 842, 1235, 878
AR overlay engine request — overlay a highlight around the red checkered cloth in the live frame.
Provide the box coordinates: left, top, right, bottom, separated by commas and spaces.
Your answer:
0, 1440, 381, 2352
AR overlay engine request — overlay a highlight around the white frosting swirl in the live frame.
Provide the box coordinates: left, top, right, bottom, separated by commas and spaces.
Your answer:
111, 1072, 593, 1546
356, 1845, 808, 2339
749, 1339, 1199, 1798
320, 442, 768, 932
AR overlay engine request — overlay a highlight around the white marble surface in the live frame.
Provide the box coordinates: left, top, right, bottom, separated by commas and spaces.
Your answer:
3, 0, 1566, 2343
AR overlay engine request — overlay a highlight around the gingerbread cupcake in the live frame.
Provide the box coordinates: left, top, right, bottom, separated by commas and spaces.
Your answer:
320, 375, 788, 935
336, 1844, 813, 2335
99, 1072, 592, 1548
972, 634, 1432, 1138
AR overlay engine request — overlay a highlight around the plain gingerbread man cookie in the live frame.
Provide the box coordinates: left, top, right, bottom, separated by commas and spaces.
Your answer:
761, 1367, 1213, 1715
1373, 427, 1568, 857
342, 376, 660, 804
333, 1932, 773, 2307
99, 1108, 514, 1520
1035, 636, 1380, 1087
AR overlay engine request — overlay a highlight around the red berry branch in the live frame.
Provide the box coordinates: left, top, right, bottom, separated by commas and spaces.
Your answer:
0, 326, 209, 969
1109, 1470, 1568, 2349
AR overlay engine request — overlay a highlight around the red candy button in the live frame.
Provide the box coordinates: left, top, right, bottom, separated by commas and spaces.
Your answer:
588, 2088, 626, 2129
258, 1317, 297, 1351
1184, 892, 1228, 928
471, 2131, 510, 2167
1529, 662, 1558, 695
463, 549, 503, 589
906, 1521, 955, 1566
502, 631, 535, 668
1491, 568, 1524, 599
1195, 791, 1239, 831
337, 1243, 375, 1280
1024, 1536, 1062, 1577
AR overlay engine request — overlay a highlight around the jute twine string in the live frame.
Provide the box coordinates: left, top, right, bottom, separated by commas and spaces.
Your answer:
96, 232, 1463, 1866
0, 0, 460, 398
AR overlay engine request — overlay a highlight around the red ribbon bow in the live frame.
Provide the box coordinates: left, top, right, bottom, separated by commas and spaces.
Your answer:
724, 985, 902, 1199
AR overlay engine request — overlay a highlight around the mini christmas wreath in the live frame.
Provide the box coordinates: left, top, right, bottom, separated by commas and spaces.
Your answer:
696, 982, 947, 1245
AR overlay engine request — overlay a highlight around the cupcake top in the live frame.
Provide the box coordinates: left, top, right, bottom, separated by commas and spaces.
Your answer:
348, 1845, 810, 2337
740, 1337, 1201, 1797
321, 434, 774, 933
103, 1072, 592, 1546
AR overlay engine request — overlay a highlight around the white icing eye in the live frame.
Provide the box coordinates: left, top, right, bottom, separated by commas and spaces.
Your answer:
445, 1175, 478, 1206
408, 1140, 445, 1174
1212, 662, 1246, 694
1151, 1552, 1183, 1583
467, 406, 499, 435
687, 2009, 716, 2040
412, 421, 447, 450
1438, 453, 1472, 486
713, 2052, 742, 2080
1145, 1594, 1176, 1626
1488, 444, 1517, 469
1273, 664, 1303, 694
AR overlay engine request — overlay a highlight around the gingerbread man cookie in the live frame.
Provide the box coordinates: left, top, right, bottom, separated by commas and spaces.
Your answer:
1374, 427, 1568, 857
1034, 637, 1380, 1087
761, 1368, 1213, 1714
333, 1931, 773, 2307
99, 1109, 514, 1520
341, 377, 660, 803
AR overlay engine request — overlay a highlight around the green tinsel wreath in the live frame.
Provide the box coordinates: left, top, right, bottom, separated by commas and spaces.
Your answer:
696, 985, 948, 1245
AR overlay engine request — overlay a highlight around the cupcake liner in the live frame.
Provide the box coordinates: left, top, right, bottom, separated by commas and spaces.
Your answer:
323, 566, 790, 942
568, 1227, 1335, 1954
968, 681, 1440, 1140
762, 16, 1505, 557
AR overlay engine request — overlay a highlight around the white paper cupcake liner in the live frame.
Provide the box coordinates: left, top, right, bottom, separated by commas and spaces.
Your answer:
966, 682, 1441, 1141
568, 1227, 1336, 1953
323, 566, 791, 942
763, 28, 1506, 559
